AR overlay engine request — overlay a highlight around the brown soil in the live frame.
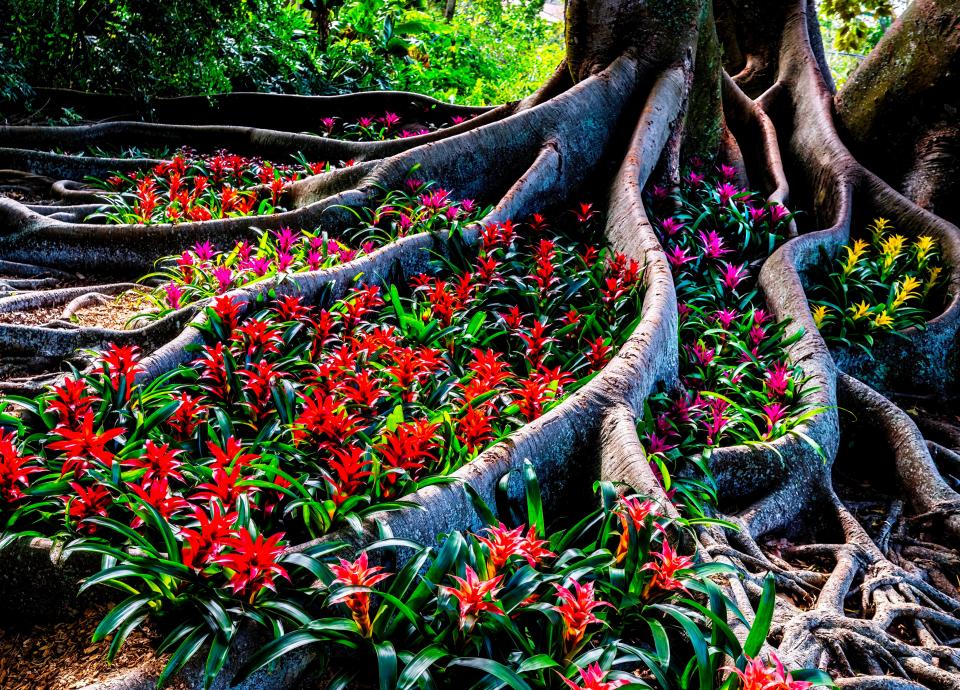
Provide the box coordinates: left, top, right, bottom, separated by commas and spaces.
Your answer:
0, 190, 58, 206
0, 603, 186, 690
69, 289, 157, 330
0, 289, 156, 330
0, 303, 65, 326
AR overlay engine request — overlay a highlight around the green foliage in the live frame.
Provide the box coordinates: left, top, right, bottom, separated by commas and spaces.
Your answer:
0, 0, 562, 107
807, 217, 947, 355
819, 0, 894, 53
1, 0, 323, 100
817, 0, 897, 86
323, 0, 562, 104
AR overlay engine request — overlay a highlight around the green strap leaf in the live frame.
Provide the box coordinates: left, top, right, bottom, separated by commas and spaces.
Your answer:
744, 572, 776, 658
375, 640, 398, 690
447, 658, 532, 690
397, 645, 447, 689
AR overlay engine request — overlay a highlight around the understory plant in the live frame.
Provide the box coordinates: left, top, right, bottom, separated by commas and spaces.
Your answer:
806, 217, 946, 354
85, 148, 335, 224
140, 176, 488, 314
641, 160, 821, 515
228, 466, 832, 690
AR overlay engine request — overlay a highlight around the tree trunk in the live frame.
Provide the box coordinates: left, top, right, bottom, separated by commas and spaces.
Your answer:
1, 0, 959, 687
836, 0, 960, 225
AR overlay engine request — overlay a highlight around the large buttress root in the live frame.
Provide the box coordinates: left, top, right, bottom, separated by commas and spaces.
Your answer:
835, 0, 960, 227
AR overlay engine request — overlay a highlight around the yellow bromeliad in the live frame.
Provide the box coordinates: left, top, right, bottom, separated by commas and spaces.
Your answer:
892, 275, 922, 310
925, 266, 943, 294
879, 233, 907, 257
874, 309, 894, 330
812, 304, 829, 328
868, 217, 892, 241
914, 235, 936, 263
841, 238, 869, 275
878, 233, 907, 277
849, 300, 871, 321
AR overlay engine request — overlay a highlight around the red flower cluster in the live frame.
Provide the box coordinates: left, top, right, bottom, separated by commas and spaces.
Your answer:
93, 148, 331, 225
552, 579, 611, 654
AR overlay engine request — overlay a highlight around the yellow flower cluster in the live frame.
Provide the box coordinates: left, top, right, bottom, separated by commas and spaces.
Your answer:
841, 239, 869, 276
811, 217, 947, 343
850, 301, 870, 320
891, 275, 922, 310
915, 236, 936, 263
812, 304, 829, 328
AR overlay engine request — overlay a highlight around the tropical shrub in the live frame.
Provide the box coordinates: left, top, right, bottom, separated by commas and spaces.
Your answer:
2, 0, 324, 101
322, 0, 563, 104
86, 149, 335, 224
2, 0, 562, 109
807, 217, 946, 354
641, 161, 821, 515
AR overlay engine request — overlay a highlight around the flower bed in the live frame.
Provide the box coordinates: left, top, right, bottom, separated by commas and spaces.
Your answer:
141, 178, 488, 314
2, 205, 642, 541
85, 148, 336, 224
806, 217, 946, 355
0, 203, 660, 683
229, 472, 831, 690
640, 161, 821, 511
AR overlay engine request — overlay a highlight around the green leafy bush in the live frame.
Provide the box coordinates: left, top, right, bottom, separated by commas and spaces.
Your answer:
807, 217, 946, 354
1, 0, 562, 107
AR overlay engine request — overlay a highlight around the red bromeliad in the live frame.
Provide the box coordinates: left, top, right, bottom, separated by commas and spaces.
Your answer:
614, 496, 658, 563
47, 376, 98, 427
726, 654, 813, 690
180, 504, 238, 571
168, 392, 208, 439
122, 440, 184, 487
0, 431, 40, 502
376, 420, 440, 494
99, 344, 142, 400
440, 565, 504, 630
128, 477, 191, 527
49, 414, 125, 477
214, 529, 289, 600
552, 579, 611, 654
328, 552, 392, 637
65, 482, 112, 533
558, 664, 629, 690
511, 377, 556, 422
326, 445, 372, 505
641, 539, 694, 597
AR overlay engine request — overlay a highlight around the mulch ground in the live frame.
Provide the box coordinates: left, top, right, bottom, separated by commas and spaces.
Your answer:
0, 603, 186, 690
